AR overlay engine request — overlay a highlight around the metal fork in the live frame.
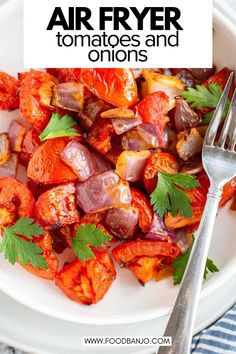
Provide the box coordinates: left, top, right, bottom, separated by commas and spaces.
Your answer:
158, 72, 236, 354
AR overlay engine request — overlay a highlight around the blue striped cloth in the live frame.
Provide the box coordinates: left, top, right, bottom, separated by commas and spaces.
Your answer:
191, 304, 236, 354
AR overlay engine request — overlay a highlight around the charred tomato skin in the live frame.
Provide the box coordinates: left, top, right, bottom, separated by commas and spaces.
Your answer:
27, 137, 78, 184
21, 232, 59, 280
34, 183, 80, 229
86, 119, 115, 155
55, 251, 116, 304
0, 71, 20, 111
79, 68, 138, 107
130, 188, 153, 233
112, 239, 181, 284
143, 152, 179, 194
19, 70, 56, 129
164, 185, 207, 230
0, 177, 34, 226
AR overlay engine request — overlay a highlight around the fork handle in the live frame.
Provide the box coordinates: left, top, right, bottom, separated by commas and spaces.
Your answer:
157, 186, 222, 354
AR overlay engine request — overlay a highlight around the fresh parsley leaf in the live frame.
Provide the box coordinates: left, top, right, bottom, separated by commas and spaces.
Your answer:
39, 113, 81, 141
9, 217, 45, 239
150, 172, 199, 218
172, 242, 219, 285
0, 218, 47, 269
203, 100, 230, 125
182, 83, 223, 109
204, 258, 219, 279
72, 224, 111, 262
182, 83, 230, 124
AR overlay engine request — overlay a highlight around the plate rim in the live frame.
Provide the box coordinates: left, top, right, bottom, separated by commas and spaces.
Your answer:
0, 272, 236, 354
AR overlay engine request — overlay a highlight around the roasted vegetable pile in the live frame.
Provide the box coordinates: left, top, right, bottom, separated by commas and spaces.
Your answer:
0, 67, 234, 304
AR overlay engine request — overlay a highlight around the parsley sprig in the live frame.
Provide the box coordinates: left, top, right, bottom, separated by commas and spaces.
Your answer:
39, 113, 81, 141
150, 172, 199, 218
72, 224, 112, 262
172, 240, 219, 285
0, 218, 47, 269
182, 83, 230, 125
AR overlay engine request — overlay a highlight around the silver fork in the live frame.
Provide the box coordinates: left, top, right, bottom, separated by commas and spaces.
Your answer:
158, 72, 236, 354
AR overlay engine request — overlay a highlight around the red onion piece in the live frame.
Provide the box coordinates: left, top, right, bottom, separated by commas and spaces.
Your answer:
174, 98, 202, 132
188, 68, 215, 82
0, 133, 10, 165
0, 153, 18, 178
75, 171, 131, 213
8, 120, 26, 152
175, 70, 196, 88
60, 141, 97, 181
51, 83, 84, 112
112, 116, 142, 135
101, 107, 135, 119
175, 229, 193, 253
116, 150, 151, 182
176, 128, 203, 161
141, 71, 185, 99
78, 91, 112, 129
145, 213, 176, 241
180, 158, 203, 175
93, 152, 111, 175
105, 207, 139, 240
122, 123, 168, 151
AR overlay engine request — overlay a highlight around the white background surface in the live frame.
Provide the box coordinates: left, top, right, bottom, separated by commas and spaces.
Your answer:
24, 0, 213, 68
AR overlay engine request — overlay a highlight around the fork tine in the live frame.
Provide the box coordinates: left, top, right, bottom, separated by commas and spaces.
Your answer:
217, 88, 236, 148
228, 93, 236, 151
205, 71, 234, 146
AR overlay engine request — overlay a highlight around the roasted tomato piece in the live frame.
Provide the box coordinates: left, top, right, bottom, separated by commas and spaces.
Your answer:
79, 69, 138, 107
87, 119, 115, 155
192, 172, 236, 208
144, 152, 179, 194
164, 186, 206, 230
0, 178, 34, 226
136, 92, 171, 125
34, 183, 80, 229
203, 67, 232, 90
19, 70, 56, 129
113, 239, 180, 263
130, 189, 153, 233
21, 232, 59, 280
136, 92, 171, 146
27, 137, 77, 184
112, 240, 181, 284
59, 68, 78, 83
19, 127, 41, 166
126, 256, 162, 284
0, 71, 19, 110
46, 68, 59, 78
55, 251, 116, 304
220, 177, 236, 207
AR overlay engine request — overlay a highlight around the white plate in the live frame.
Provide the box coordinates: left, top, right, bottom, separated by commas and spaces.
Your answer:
0, 0, 236, 325
0, 271, 236, 354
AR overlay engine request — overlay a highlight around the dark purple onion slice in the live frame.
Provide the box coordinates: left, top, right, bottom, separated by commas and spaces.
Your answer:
60, 140, 97, 181
75, 171, 131, 213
